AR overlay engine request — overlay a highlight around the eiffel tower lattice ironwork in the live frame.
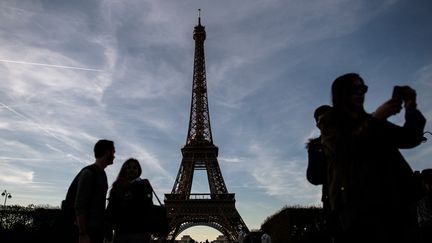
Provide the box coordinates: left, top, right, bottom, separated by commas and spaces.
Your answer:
164, 10, 249, 242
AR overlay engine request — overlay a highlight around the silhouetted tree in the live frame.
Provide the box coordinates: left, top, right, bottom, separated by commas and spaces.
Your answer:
260, 205, 330, 243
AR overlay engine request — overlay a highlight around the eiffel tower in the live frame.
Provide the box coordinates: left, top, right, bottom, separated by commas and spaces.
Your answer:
164, 10, 249, 242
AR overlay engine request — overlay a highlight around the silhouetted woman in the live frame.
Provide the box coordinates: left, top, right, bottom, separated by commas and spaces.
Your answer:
106, 158, 153, 243
320, 73, 426, 243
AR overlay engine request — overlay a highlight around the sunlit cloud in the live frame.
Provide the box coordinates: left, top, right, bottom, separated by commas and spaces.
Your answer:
0, 163, 34, 184
219, 156, 244, 163
0, 121, 10, 129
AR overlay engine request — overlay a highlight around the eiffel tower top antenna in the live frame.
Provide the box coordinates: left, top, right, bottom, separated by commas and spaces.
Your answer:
186, 8, 212, 146
198, 8, 202, 25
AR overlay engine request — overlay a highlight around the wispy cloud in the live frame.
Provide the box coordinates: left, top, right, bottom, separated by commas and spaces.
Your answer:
0, 162, 34, 184
417, 63, 432, 88
1, 102, 74, 144
219, 156, 245, 164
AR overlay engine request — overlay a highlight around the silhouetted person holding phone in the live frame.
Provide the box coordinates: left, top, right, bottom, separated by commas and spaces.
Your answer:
106, 158, 154, 243
319, 73, 426, 243
75, 139, 115, 243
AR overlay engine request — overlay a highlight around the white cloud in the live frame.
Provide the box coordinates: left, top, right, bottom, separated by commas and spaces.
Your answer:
0, 162, 34, 184
0, 121, 10, 129
219, 156, 244, 164
235, 139, 318, 204
417, 63, 432, 88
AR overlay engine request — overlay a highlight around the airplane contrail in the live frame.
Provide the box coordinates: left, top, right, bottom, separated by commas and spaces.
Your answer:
0, 102, 69, 143
0, 59, 103, 72
0, 102, 93, 160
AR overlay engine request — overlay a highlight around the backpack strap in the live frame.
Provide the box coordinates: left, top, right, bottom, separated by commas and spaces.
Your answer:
151, 186, 163, 206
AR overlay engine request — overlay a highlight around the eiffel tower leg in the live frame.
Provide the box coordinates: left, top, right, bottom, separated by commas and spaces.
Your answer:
170, 227, 180, 243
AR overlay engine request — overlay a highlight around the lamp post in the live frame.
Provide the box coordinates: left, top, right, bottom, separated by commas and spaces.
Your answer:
1, 190, 12, 206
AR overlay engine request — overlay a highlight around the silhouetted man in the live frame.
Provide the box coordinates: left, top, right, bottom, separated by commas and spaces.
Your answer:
75, 139, 115, 243
306, 105, 336, 242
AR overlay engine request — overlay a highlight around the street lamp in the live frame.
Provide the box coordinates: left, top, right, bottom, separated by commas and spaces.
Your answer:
1, 190, 12, 206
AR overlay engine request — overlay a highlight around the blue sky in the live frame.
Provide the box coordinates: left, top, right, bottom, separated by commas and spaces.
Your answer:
1, 0, 432, 241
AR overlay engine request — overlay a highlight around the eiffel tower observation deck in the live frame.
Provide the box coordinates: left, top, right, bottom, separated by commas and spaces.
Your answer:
164, 10, 249, 242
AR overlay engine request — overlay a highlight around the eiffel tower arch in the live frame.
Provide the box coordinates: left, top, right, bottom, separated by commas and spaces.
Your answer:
164, 10, 249, 242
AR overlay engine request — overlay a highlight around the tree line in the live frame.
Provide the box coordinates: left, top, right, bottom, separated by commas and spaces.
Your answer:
0, 204, 327, 243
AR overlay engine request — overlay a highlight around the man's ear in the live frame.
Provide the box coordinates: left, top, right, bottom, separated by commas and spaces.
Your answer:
102, 150, 110, 158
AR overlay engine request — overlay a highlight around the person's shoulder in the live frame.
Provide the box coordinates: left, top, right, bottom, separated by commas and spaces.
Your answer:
81, 164, 94, 172
133, 178, 152, 190
79, 164, 100, 178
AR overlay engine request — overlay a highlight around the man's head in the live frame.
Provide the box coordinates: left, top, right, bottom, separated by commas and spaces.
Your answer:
94, 139, 115, 166
314, 105, 332, 123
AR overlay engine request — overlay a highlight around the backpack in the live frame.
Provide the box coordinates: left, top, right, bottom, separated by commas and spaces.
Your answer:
61, 165, 98, 224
